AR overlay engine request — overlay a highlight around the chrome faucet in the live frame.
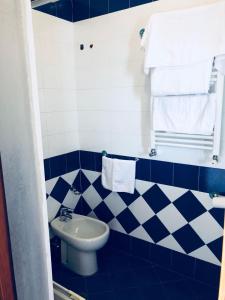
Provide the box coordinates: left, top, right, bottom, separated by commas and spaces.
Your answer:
59, 207, 73, 222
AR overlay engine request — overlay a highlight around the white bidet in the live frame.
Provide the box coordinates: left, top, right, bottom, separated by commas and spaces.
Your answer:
51, 214, 110, 276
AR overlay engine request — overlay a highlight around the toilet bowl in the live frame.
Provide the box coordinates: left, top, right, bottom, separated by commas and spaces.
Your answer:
51, 214, 110, 276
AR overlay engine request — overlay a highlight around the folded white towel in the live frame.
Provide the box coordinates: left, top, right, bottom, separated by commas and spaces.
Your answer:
151, 61, 213, 96
142, 1, 225, 73
153, 94, 216, 135
102, 157, 136, 194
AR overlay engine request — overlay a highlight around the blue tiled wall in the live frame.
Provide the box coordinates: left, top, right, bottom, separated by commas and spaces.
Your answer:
45, 150, 224, 287
34, 0, 157, 22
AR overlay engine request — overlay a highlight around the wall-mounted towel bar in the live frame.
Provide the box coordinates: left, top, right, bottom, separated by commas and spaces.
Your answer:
102, 150, 139, 162
149, 68, 224, 164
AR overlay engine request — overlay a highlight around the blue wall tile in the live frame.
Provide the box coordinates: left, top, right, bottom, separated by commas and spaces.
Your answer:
44, 158, 51, 180
72, 0, 90, 21
207, 237, 223, 262
174, 163, 199, 190
195, 259, 220, 287
143, 216, 170, 243
57, 0, 73, 21
130, 0, 154, 8
94, 202, 114, 223
142, 184, 170, 213
199, 166, 225, 193
109, 0, 129, 13
131, 237, 150, 260
173, 191, 206, 222
80, 150, 96, 171
50, 177, 71, 203
66, 151, 80, 172
171, 251, 195, 277
34, 3, 57, 17
108, 230, 131, 252
95, 152, 102, 172
117, 208, 140, 233
173, 224, 204, 254
150, 243, 172, 267
136, 158, 151, 181
90, 0, 108, 18
151, 160, 173, 186
50, 154, 67, 178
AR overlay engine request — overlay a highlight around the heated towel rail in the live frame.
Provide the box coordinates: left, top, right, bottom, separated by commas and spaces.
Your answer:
149, 68, 225, 164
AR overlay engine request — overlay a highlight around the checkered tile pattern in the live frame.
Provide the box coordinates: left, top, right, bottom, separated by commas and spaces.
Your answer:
78, 170, 223, 266
46, 170, 81, 222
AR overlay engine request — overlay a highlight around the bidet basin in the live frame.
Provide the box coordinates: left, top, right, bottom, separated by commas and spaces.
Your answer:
51, 214, 109, 251
51, 213, 110, 276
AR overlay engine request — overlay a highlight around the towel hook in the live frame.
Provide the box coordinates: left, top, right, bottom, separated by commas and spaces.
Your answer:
139, 28, 145, 39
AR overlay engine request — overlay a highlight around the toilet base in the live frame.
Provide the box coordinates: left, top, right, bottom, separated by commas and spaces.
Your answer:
61, 241, 98, 276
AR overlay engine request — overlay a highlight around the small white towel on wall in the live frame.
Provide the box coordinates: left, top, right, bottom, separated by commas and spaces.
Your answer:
102, 156, 136, 194
153, 94, 216, 135
151, 60, 213, 96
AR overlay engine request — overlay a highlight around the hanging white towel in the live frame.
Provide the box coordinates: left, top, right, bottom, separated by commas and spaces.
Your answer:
142, 1, 225, 73
102, 156, 114, 191
151, 60, 213, 96
102, 156, 136, 194
153, 94, 216, 135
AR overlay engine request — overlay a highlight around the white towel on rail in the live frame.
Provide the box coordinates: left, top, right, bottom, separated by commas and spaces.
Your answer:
153, 94, 216, 135
151, 61, 213, 96
142, 1, 225, 73
102, 157, 136, 194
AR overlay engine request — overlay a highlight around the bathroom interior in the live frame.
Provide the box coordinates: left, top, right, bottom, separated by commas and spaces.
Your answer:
1, 0, 225, 299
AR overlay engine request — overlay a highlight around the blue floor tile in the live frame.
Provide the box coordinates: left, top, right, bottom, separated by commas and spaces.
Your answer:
154, 266, 184, 283
163, 280, 197, 300
133, 266, 161, 287
110, 270, 137, 290
86, 272, 112, 293
88, 291, 115, 300
137, 284, 166, 300
52, 248, 219, 300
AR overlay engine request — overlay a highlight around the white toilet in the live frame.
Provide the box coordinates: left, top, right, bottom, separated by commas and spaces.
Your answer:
51, 213, 110, 276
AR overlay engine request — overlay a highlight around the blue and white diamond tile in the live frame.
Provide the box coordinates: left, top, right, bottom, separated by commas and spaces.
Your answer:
142, 184, 171, 214
158, 234, 185, 253
191, 190, 213, 211
82, 170, 100, 184
62, 190, 80, 210
117, 208, 140, 234
108, 217, 126, 234
45, 170, 81, 223
157, 184, 187, 202
173, 191, 206, 222
172, 224, 205, 254
157, 203, 187, 234
189, 212, 223, 244
189, 245, 221, 265
104, 193, 127, 217
128, 196, 154, 224
61, 170, 79, 186
49, 169, 223, 266
135, 179, 154, 195
143, 216, 170, 243
82, 185, 103, 210
47, 196, 61, 222
94, 201, 114, 223
130, 225, 154, 243
46, 177, 58, 195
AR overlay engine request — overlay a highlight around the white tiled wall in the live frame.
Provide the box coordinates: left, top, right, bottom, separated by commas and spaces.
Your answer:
74, 0, 225, 168
32, 11, 80, 158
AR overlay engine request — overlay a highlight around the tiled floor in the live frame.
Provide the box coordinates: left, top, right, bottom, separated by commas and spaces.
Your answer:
52, 249, 219, 300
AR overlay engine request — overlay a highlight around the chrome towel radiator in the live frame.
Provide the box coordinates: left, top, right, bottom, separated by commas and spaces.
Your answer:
149, 68, 225, 164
